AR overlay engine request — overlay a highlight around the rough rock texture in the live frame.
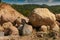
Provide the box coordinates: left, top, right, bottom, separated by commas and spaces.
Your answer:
29, 8, 56, 27
23, 24, 33, 35
15, 17, 29, 25
0, 4, 60, 40
56, 21, 60, 27
56, 14, 60, 21
0, 25, 4, 32
55, 14, 60, 26
50, 23, 60, 38
51, 23, 59, 32
0, 4, 29, 36
41, 25, 48, 33
0, 4, 29, 24
2, 22, 19, 35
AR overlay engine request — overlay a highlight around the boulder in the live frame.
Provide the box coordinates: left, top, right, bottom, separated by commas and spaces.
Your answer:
18, 24, 33, 35
50, 23, 59, 38
56, 14, 60, 21
0, 4, 29, 24
0, 25, 4, 32
41, 25, 48, 33
2, 22, 13, 29
29, 8, 56, 27
15, 17, 29, 25
51, 23, 59, 32
2, 22, 19, 35
22, 24, 33, 35
56, 21, 60, 27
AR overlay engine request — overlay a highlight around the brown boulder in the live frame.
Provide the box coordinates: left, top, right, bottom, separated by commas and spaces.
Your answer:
51, 23, 59, 32
51, 23, 59, 38
2, 22, 19, 35
56, 14, 60, 21
0, 4, 29, 24
29, 8, 56, 27
0, 25, 4, 32
41, 25, 48, 33
56, 21, 60, 27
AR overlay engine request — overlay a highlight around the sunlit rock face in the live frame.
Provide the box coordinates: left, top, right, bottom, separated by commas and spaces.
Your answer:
0, 4, 29, 24
29, 8, 56, 27
0, 4, 29, 36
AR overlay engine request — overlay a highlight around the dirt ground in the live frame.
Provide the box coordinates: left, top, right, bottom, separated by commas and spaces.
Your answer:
0, 29, 60, 40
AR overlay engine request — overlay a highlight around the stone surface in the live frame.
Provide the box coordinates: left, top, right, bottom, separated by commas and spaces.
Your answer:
23, 24, 33, 35
2, 22, 19, 35
0, 4, 29, 24
51, 23, 59, 32
56, 14, 60, 21
29, 8, 56, 27
41, 25, 48, 33
0, 25, 4, 32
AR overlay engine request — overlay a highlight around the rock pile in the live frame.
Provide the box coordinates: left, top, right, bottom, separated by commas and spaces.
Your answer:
0, 4, 60, 40
29, 8, 60, 38
0, 4, 32, 36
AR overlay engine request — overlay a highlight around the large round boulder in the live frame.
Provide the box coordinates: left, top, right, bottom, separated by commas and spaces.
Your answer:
29, 8, 56, 27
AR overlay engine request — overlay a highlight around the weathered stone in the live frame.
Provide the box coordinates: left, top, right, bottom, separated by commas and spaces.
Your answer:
2, 22, 19, 35
51, 23, 59, 32
0, 4, 29, 25
56, 21, 60, 27
41, 25, 48, 33
56, 14, 60, 21
29, 8, 56, 27
23, 24, 33, 35
18, 24, 33, 35
50, 23, 59, 38
0, 25, 4, 32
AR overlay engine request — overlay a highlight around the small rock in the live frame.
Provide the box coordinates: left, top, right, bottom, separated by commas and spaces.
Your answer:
23, 24, 33, 35
41, 25, 48, 33
2, 22, 19, 35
